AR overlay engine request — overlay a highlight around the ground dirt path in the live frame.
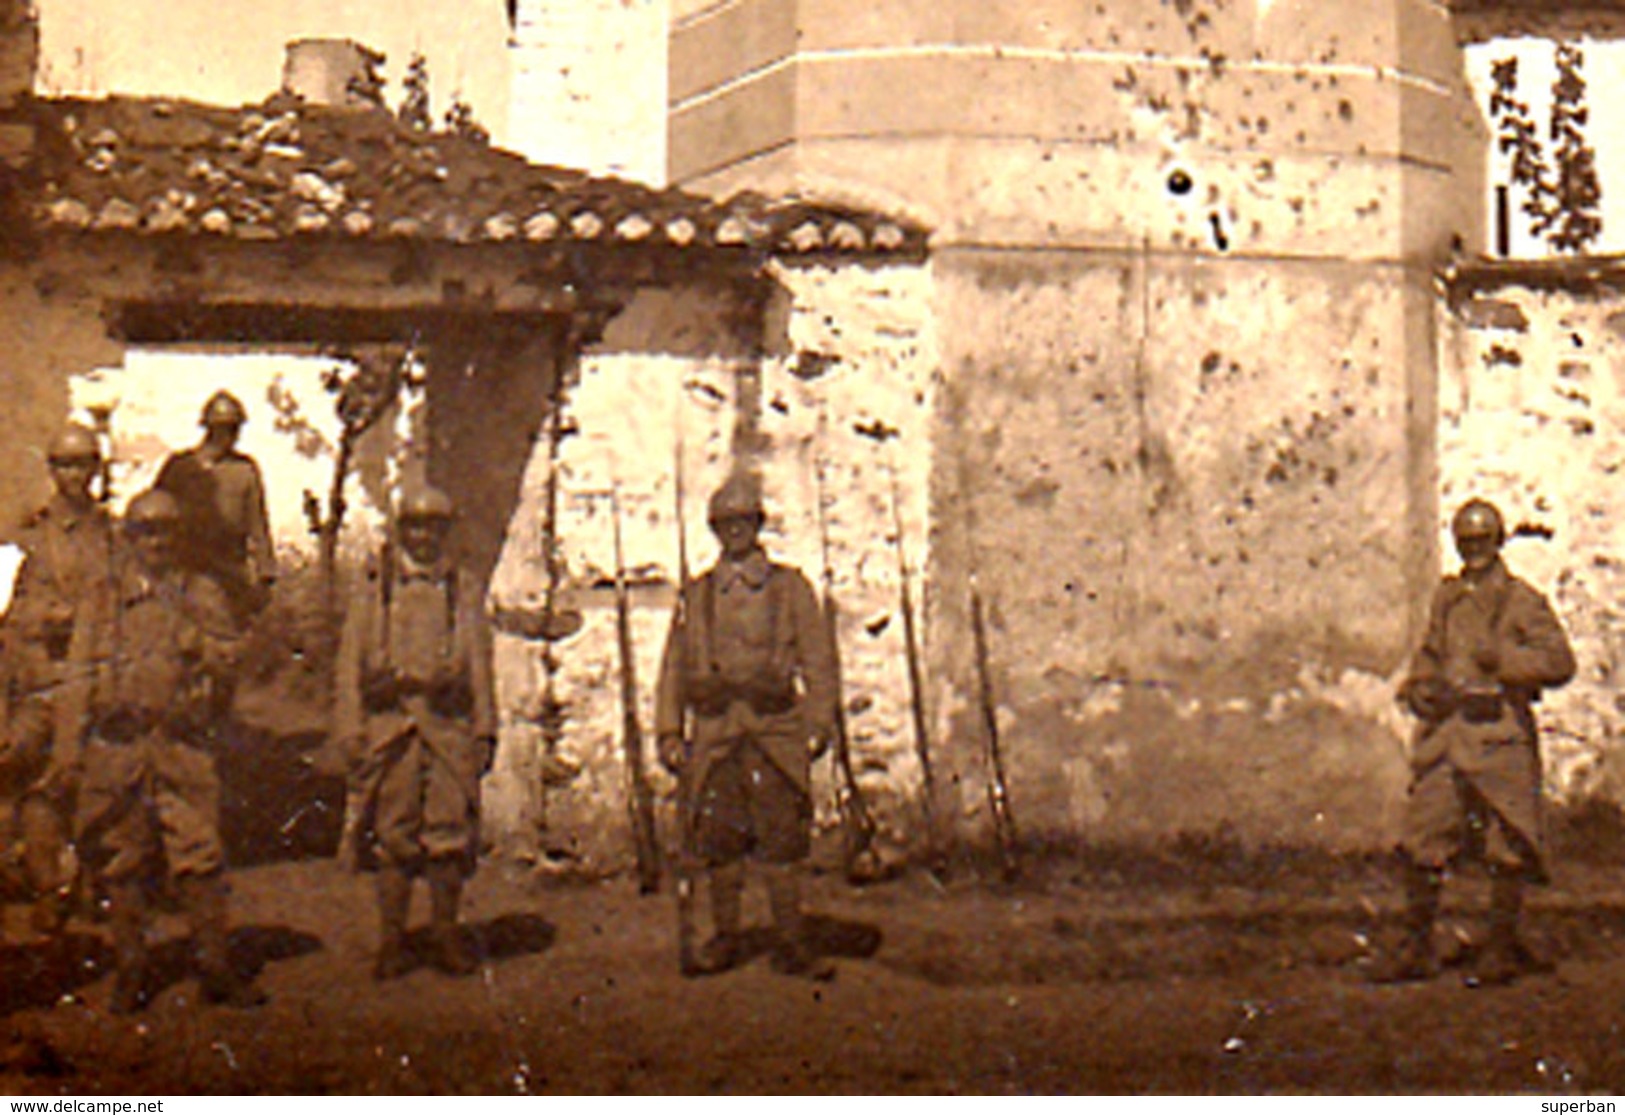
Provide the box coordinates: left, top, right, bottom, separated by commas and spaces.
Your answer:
4, 856, 1625, 1093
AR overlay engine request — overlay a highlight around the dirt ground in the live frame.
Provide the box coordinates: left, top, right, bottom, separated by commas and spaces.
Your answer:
5, 843, 1625, 1095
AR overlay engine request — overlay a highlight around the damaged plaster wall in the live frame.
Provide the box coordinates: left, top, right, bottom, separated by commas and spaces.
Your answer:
478, 264, 940, 871
755, 260, 938, 855
1439, 280, 1625, 804
930, 252, 1430, 851
483, 283, 754, 870
671, 0, 1487, 852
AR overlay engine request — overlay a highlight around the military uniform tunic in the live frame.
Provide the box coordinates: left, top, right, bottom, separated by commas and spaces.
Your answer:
654, 548, 837, 865
4, 497, 115, 896
9, 496, 117, 660
334, 548, 496, 874
1402, 559, 1576, 879
154, 448, 274, 617
58, 561, 241, 882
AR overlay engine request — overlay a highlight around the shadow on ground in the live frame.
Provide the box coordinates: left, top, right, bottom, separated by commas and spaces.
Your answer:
0, 933, 111, 1016
142, 923, 324, 1002
352, 913, 558, 981
875, 892, 1625, 988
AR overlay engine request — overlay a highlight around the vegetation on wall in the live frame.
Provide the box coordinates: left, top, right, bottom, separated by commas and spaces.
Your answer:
1489, 44, 1603, 255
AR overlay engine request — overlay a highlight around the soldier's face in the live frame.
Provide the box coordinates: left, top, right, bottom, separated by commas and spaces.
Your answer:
399, 519, 448, 565
1455, 529, 1501, 573
48, 456, 97, 503
130, 522, 176, 570
204, 422, 241, 450
711, 514, 762, 558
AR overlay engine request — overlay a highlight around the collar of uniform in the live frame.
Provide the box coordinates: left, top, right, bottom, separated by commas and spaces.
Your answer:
46, 494, 93, 531
718, 548, 770, 590
119, 563, 168, 607
1449, 557, 1510, 609
397, 549, 452, 584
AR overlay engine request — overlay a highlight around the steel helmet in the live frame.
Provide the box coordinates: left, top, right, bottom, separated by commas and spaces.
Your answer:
396, 485, 456, 524
126, 489, 181, 526
200, 391, 248, 428
1452, 498, 1505, 544
47, 424, 101, 464
707, 470, 765, 524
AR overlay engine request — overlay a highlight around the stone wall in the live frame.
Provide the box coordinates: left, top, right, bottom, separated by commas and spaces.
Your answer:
925, 251, 1436, 850
479, 266, 939, 869
668, 0, 1489, 854
1438, 272, 1625, 804
483, 282, 755, 868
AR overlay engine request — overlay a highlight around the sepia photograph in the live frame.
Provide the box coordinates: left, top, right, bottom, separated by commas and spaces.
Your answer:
0, 0, 1622, 1096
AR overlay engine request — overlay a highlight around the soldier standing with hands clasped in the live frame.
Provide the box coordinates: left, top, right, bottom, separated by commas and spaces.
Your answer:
334, 486, 497, 981
655, 471, 840, 980
1373, 498, 1576, 988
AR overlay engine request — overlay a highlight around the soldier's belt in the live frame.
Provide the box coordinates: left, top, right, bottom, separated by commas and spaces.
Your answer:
362, 671, 474, 717
93, 708, 164, 744
1458, 685, 1505, 725
687, 677, 796, 718
41, 620, 73, 662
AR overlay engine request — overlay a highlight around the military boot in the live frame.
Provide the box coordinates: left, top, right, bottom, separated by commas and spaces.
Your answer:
688, 862, 745, 977
426, 859, 478, 977
765, 864, 834, 982
182, 874, 266, 1009
107, 880, 150, 1016
1368, 864, 1441, 984
1466, 872, 1525, 989
373, 866, 415, 981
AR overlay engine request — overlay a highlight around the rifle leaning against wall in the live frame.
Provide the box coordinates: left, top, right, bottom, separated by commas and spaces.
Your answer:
812, 415, 884, 885
854, 418, 942, 870
670, 417, 700, 976
608, 485, 662, 895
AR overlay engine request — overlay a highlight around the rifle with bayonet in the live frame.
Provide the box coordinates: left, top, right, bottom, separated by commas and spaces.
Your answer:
609, 484, 661, 894
669, 418, 699, 976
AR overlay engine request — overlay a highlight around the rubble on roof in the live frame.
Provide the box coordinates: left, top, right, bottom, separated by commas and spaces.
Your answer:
26, 95, 925, 258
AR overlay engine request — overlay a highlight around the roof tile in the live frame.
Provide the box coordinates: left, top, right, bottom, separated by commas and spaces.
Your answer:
29, 96, 928, 258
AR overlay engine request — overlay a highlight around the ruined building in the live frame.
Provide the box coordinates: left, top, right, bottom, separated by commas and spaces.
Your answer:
3, 0, 1624, 872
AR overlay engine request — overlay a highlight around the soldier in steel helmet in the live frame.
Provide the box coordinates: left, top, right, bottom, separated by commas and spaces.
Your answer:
2, 424, 116, 938
1372, 498, 1576, 987
56, 489, 265, 1013
333, 484, 497, 981
654, 469, 839, 980
153, 391, 276, 626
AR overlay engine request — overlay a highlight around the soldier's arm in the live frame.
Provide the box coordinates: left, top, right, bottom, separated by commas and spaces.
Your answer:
243, 460, 277, 585
1496, 587, 1578, 691
8, 526, 66, 640
1406, 583, 1452, 682
152, 453, 182, 494
190, 575, 244, 673
788, 570, 839, 740
3, 644, 53, 773
49, 585, 103, 775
